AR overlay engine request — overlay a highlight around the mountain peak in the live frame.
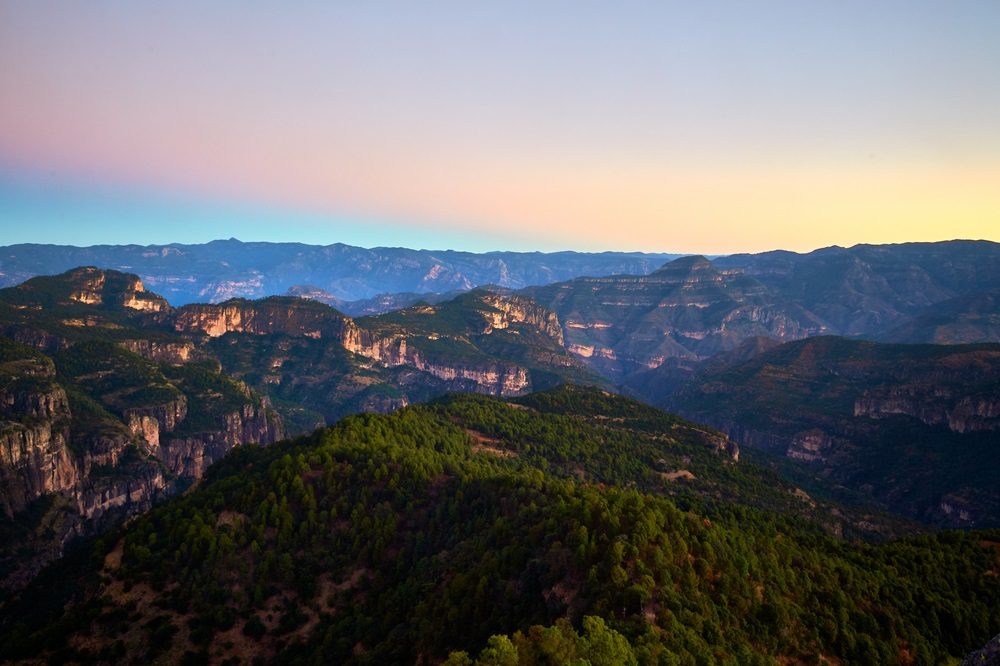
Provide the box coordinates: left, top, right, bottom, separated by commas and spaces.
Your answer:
651, 254, 717, 277
2, 267, 170, 313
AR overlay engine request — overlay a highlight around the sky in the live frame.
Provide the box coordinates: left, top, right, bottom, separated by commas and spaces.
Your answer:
1, 1, 998, 254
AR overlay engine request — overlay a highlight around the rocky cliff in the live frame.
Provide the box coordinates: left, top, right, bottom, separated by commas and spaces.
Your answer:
343, 292, 561, 396
162, 402, 282, 478
1, 266, 171, 314
0, 357, 77, 518
173, 296, 352, 339
522, 255, 827, 378
0, 362, 281, 595
340, 326, 532, 396
665, 337, 1000, 528
119, 338, 207, 364
0, 282, 287, 595
714, 240, 1000, 337
855, 386, 1000, 433
175, 290, 587, 401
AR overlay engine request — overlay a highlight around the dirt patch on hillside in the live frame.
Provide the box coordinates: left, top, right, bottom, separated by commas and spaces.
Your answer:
466, 429, 518, 458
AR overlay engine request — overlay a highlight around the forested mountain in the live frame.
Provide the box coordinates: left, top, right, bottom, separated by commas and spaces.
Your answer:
189, 290, 604, 433
3, 241, 1000, 662
661, 337, 1000, 528
0, 270, 284, 595
1, 387, 996, 665
0, 239, 680, 305
0, 267, 601, 596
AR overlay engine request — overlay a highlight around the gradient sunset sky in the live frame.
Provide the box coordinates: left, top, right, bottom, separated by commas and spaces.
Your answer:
1, 1, 998, 254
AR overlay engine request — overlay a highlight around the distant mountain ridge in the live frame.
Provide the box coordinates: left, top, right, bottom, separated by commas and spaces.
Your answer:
0, 239, 682, 305
714, 239, 1000, 336
522, 254, 828, 379
521, 240, 1000, 379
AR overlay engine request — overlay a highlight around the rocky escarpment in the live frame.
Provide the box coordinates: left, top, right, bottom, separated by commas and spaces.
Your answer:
119, 339, 208, 364
78, 461, 169, 526
2, 266, 171, 314
665, 337, 1000, 528
176, 292, 569, 398
162, 402, 282, 478
123, 397, 188, 456
522, 255, 828, 379
475, 293, 564, 342
0, 360, 76, 517
0, 410, 77, 518
65, 267, 170, 313
344, 331, 530, 395
0, 375, 281, 595
0, 339, 285, 596
0, 326, 70, 353
343, 325, 534, 398
347, 292, 572, 396
855, 387, 1000, 433
173, 297, 352, 339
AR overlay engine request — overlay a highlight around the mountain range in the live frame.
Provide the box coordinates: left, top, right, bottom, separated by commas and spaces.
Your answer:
0, 266, 604, 595
523, 240, 1000, 381
2, 239, 1000, 663
0, 239, 680, 305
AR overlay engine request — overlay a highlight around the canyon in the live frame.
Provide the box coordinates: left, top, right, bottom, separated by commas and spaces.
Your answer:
2, 239, 1000, 599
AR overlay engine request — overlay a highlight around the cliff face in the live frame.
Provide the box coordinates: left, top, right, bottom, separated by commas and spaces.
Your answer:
855, 387, 1000, 433
0, 359, 77, 517
0, 288, 287, 595
173, 297, 351, 339
79, 463, 169, 526
0, 418, 76, 518
666, 337, 1000, 528
340, 328, 531, 396
0, 367, 282, 595
57, 267, 171, 313
162, 402, 282, 478
348, 291, 583, 396
119, 339, 206, 364
123, 397, 188, 455
476, 293, 564, 342
176, 291, 584, 401
0, 374, 279, 517
523, 255, 828, 379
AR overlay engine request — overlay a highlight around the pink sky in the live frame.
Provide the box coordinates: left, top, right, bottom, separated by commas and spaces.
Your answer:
2, 2, 999, 252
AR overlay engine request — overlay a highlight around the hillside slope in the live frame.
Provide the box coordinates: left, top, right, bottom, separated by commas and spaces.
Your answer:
664, 337, 1000, 527
1, 387, 996, 665
0, 268, 603, 595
